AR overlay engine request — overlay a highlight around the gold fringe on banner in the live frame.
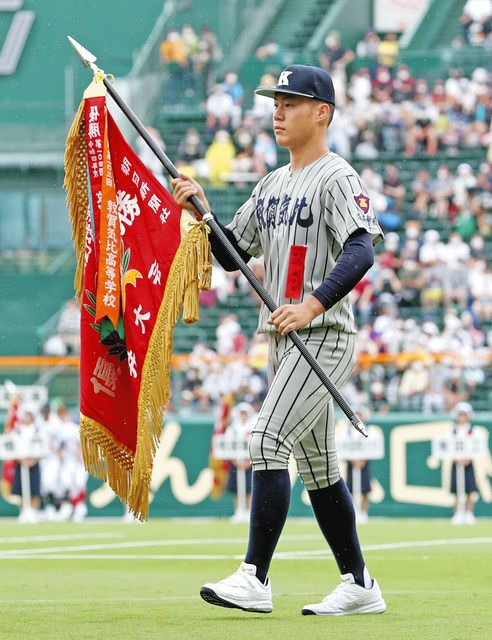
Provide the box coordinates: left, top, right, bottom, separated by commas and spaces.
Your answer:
128, 217, 211, 519
78, 216, 211, 520
63, 99, 89, 303
79, 414, 134, 502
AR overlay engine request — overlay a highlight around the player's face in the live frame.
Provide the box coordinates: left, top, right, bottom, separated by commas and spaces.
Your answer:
272, 94, 321, 150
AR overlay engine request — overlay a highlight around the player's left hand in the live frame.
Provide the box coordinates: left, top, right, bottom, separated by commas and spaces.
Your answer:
267, 296, 325, 335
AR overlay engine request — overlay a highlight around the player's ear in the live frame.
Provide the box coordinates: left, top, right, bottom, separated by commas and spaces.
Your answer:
316, 102, 332, 126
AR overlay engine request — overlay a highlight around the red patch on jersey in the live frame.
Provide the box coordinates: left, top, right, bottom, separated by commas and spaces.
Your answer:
353, 193, 370, 214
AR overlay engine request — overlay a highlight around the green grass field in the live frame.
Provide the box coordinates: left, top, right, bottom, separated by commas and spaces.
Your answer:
0, 518, 491, 640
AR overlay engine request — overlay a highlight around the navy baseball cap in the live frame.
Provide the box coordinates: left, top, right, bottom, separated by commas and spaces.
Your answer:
255, 64, 336, 106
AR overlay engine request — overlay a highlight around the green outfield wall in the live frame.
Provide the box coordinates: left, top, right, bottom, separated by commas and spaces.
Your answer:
1, 412, 491, 518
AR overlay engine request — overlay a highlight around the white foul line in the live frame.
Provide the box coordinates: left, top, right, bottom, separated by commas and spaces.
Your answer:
0, 532, 125, 544
1, 588, 492, 606
0, 537, 490, 560
275, 536, 492, 558
0, 534, 322, 556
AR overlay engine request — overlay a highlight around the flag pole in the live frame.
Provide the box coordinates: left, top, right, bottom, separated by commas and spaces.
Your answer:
67, 36, 368, 437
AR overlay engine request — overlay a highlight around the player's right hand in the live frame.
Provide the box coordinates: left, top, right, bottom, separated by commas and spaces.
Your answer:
170, 173, 211, 219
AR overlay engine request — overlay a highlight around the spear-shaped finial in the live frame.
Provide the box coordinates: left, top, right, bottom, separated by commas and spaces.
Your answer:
67, 36, 102, 74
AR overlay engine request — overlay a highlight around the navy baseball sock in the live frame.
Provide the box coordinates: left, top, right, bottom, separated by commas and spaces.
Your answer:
308, 478, 371, 588
244, 469, 291, 584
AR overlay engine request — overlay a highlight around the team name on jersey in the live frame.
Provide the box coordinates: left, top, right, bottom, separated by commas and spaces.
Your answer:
254, 194, 313, 230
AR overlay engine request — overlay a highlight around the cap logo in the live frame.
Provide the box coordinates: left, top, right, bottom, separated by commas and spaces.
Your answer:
278, 70, 292, 86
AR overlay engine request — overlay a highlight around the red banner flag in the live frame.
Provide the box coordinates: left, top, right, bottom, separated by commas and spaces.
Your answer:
64, 77, 211, 519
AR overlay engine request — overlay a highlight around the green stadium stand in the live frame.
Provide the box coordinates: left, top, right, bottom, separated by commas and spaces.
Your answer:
0, 272, 74, 356
264, 0, 333, 52
405, 0, 466, 50
0, 0, 165, 154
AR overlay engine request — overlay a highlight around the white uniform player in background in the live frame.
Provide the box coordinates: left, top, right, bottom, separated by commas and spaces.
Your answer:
225, 402, 257, 523
57, 405, 88, 521
35, 403, 63, 521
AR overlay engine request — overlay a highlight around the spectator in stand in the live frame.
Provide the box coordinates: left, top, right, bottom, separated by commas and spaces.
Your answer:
441, 232, 471, 308
373, 265, 402, 303
378, 232, 401, 270
423, 356, 449, 414
431, 164, 455, 219
231, 127, 255, 184
420, 229, 446, 266
194, 25, 222, 95
411, 169, 432, 217
250, 73, 277, 126
383, 163, 406, 210
206, 84, 235, 134
470, 260, 492, 321
216, 313, 243, 355
355, 31, 381, 65
320, 31, 354, 71
177, 128, 208, 180
205, 130, 236, 186
399, 259, 425, 308
223, 71, 244, 129
181, 24, 200, 94
376, 33, 399, 74
160, 29, 188, 102
350, 272, 374, 326
405, 112, 439, 157
461, 0, 492, 45
454, 162, 477, 206
57, 298, 81, 355
372, 65, 393, 101
399, 361, 429, 410
347, 68, 372, 108
319, 31, 354, 106
178, 128, 205, 165
354, 130, 379, 160
392, 64, 416, 102
360, 165, 387, 215
252, 130, 277, 176
327, 107, 356, 159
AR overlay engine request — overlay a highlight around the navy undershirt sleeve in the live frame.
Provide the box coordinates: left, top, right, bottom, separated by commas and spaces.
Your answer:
207, 212, 253, 271
311, 229, 374, 311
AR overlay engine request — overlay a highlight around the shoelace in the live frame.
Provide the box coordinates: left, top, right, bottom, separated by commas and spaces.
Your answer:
322, 578, 353, 601
219, 570, 253, 588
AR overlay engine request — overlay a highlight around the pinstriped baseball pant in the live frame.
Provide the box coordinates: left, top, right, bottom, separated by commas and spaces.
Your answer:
249, 327, 357, 489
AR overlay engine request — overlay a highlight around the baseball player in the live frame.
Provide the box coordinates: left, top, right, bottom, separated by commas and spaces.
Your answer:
449, 401, 478, 525
172, 64, 386, 616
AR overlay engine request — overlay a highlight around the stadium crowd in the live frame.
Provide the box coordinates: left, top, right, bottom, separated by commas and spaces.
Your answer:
165, 45, 492, 190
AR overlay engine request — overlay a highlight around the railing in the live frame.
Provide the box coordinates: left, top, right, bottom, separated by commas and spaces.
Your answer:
1, 350, 490, 371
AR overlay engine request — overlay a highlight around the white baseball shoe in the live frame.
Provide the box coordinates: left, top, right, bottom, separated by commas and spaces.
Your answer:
200, 562, 273, 613
302, 573, 386, 616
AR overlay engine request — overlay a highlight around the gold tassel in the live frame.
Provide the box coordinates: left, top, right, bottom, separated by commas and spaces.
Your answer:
127, 220, 211, 520
63, 99, 89, 304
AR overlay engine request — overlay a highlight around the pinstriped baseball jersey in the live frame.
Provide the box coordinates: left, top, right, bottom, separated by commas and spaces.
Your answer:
228, 152, 383, 334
